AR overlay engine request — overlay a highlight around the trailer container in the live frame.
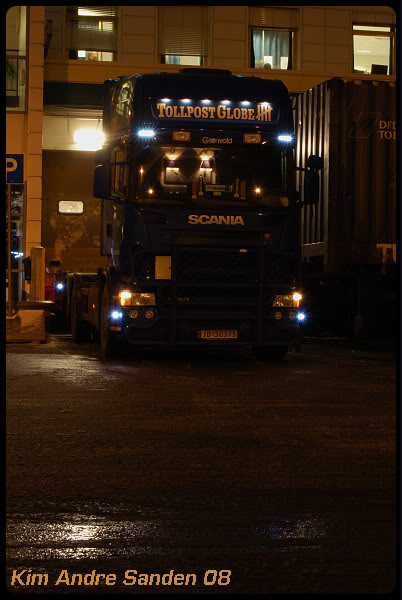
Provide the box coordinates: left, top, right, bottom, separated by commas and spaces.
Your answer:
295, 78, 396, 270
294, 78, 396, 338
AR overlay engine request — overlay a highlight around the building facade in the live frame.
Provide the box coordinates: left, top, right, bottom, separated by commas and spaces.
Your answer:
6, 6, 45, 304
6, 6, 396, 298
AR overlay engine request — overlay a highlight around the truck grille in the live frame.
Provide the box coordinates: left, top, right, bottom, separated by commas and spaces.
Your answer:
130, 246, 299, 345
176, 247, 258, 284
156, 247, 296, 310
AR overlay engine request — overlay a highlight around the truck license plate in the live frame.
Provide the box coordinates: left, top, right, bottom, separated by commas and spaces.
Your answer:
199, 330, 238, 340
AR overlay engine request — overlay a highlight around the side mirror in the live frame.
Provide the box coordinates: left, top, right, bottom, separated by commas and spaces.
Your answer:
303, 170, 320, 205
307, 154, 323, 170
95, 148, 109, 163
93, 164, 111, 199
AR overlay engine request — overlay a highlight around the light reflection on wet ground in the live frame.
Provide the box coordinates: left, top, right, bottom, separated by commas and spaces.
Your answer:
7, 513, 329, 561
7, 505, 394, 593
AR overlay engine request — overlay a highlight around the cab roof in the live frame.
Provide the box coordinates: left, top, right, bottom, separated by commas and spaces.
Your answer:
123, 70, 291, 105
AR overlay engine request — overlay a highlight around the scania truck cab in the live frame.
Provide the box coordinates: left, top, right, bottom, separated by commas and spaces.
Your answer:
70, 68, 321, 358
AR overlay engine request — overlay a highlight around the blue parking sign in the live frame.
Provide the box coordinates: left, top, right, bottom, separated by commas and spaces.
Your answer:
6, 154, 24, 183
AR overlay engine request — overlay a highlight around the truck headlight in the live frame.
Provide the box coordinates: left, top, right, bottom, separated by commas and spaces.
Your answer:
273, 292, 302, 308
119, 291, 156, 306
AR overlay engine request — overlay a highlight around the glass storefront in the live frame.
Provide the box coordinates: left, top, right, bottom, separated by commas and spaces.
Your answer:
6, 184, 25, 314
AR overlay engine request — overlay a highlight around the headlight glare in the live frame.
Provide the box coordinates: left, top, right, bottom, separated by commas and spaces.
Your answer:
119, 290, 133, 306
119, 291, 156, 306
273, 294, 293, 308
273, 292, 302, 308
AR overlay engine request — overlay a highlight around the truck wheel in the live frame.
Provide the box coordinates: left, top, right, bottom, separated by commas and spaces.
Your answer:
254, 346, 289, 361
71, 288, 92, 343
99, 284, 122, 359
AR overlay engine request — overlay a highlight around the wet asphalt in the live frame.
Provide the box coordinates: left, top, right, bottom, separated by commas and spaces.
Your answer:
6, 335, 397, 594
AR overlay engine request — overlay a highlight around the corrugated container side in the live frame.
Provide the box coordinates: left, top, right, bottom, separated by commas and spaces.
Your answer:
295, 78, 396, 273
295, 82, 326, 252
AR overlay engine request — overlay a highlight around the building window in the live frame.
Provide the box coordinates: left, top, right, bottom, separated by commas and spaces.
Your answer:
6, 6, 27, 111
162, 55, 202, 66
249, 7, 298, 70
66, 6, 117, 61
158, 6, 208, 66
353, 25, 395, 75
251, 29, 292, 70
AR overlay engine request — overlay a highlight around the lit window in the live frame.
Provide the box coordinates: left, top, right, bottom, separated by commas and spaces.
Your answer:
353, 25, 394, 75
163, 55, 202, 66
58, 201, 84, 214
67, 6, 117, 61
76, 50, 114, 61
251, 29, 293, 70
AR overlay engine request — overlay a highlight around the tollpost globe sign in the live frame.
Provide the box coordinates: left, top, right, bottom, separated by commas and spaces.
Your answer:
154, 100, 275, 123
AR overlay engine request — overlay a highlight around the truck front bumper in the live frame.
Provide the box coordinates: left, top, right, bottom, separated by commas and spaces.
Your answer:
120, 309, 303, 347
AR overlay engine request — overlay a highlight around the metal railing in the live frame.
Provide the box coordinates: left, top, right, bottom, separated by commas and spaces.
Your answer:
6, 51, 26, 111
45, 20, 53, 58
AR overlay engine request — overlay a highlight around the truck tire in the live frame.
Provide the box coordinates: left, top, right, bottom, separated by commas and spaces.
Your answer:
99, 284, 122, 359
254, 346, 288, 361
71, 288, 92, 343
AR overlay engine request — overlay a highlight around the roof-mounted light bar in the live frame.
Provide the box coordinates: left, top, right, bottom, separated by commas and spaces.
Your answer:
138, 129, 155, 137
278, 135, 293, 142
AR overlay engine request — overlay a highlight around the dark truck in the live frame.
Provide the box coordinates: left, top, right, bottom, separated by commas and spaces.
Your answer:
67, 68, 322, 358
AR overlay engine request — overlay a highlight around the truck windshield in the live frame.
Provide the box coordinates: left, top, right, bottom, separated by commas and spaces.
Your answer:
133, 144, 292, 208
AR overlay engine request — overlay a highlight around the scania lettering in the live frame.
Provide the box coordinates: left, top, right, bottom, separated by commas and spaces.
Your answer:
66, 68, 322, 358
188, 215, 245, 225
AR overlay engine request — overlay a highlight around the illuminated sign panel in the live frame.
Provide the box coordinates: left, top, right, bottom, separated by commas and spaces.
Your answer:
153, 101, 276, 123
6, 154, 24, 184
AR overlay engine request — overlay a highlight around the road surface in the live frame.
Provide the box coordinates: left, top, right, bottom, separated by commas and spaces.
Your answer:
6, 336, 396, 594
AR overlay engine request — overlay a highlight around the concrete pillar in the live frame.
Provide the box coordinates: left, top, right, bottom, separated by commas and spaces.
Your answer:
30, 246, 45, 301
25, 6, 45, 294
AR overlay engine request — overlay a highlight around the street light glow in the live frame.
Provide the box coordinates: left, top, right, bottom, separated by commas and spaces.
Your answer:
73, 129, 104, 151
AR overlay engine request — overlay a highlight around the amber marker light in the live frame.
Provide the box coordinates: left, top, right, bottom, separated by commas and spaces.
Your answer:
243, 133, 261, 144
292, 292, 302, 308
172, 131, 191, 142
119, 290, 132, 306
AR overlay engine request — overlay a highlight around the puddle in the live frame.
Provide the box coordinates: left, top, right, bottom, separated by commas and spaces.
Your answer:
7, 513, 331, 561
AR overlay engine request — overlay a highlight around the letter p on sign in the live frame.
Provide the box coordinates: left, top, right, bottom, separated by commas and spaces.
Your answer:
6, 154, 24, 183
6, 158, 17, 172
